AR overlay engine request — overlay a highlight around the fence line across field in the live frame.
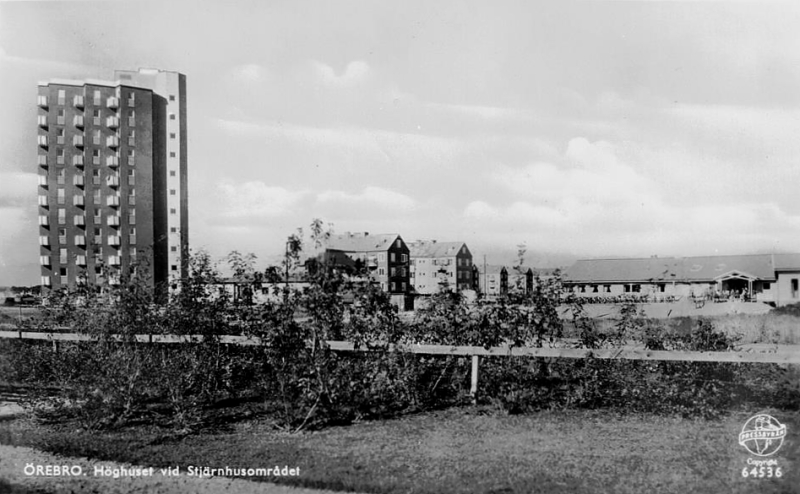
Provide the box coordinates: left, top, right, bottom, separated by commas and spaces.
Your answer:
3, 330, 799, 400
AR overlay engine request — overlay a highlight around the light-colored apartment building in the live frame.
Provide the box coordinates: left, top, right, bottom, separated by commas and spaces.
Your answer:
408, 241, 473, 294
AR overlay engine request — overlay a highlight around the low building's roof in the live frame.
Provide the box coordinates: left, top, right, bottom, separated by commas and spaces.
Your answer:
326, 233, 402, 252
681, 255, 775, 281
408, 241, 467, 258
477, 265, 507, 275
774, 253, 800, 271
563, 253, 794, 283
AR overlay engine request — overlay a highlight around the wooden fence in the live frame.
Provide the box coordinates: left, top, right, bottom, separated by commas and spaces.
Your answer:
2, 330, 799, 399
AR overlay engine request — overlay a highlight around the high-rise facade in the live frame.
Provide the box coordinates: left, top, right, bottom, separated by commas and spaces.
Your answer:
36, 69, 188, 294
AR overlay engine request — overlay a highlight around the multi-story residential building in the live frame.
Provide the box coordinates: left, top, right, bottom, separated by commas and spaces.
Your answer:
477, 265, 507, 297
507, 265, 534, 294
408, 241, 473, 294
323, 232, 411, 309
36, 69, 188, 295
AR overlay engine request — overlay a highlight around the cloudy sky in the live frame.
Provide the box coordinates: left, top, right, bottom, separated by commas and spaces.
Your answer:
2, 0, 800, 284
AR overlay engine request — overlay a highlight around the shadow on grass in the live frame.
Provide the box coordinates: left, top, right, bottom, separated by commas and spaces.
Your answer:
0, 478, 50, 494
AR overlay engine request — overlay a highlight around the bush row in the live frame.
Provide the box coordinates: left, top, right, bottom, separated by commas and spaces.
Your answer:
6, 227, 800, 431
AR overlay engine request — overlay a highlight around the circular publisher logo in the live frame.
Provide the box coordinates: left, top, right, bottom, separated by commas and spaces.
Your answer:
738, 414, 787, 457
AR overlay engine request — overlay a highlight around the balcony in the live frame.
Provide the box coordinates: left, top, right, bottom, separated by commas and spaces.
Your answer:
39, 255, 50, 267
38, 155, 48, 168
107, 215, 120, 226
37, 115, 48, 128
128, 195, 136, 206
106, 156, 119, 168
106, 136, 119, 148
108, 236, 121, 247
73, 195, 85, 207
128, 117, 135, 128
76, 255, 87, 266
74, 215, 85, 226
73, 115, 84, 128
108, 255, 121, 266
73, 175, 84, 187
38, 215, 49, 227
106, 176, 120, 187
73, 135, 84, 147
109, 275, 121, 286
107, 97, 119, 109
37, 95, 48, 108
106, 116, 119, 129
72, 155, 84, 167
73, 95, 84, 108
38, 175, 48, 187
74, 235, 86, 246
37, 135, 48, 148
38, 196, 48, 207
39, 236, 50, 247
93, 215, 102, 225
41, 276, 51, 287
106, 196, 120, 207
129, 234, 137, 245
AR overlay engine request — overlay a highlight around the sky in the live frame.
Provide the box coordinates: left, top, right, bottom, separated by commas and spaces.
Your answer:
1, 0, 800, 285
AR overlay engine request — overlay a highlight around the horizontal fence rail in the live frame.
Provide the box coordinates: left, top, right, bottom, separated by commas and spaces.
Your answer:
2, 330, 799, 403
2, 330, 799, 364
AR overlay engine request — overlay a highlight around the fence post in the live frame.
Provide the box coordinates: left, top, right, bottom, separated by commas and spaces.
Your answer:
52, 339, 59, 353
470, 355, 479, 404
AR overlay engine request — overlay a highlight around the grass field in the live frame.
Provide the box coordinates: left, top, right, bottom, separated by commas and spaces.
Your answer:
1, 408, 797, 494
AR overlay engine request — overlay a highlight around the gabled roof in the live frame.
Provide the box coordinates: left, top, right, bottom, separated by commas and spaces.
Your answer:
774, 253, 800, 271
564, 257, 682, 283
477, 265, 507, 275
408, 241, 468, 258
682, 255, 775, 281
326, 233, 402, 253
564, 254, 786, 283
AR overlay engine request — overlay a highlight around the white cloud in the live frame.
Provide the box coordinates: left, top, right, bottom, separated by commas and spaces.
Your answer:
492, 138, 656, 209
310, 60, 371, 87
467, 136, 800, 256
317, 186, 416, 210
228, 63, 269, 84
213, 180, 308, 219
427, 102, 532, 122
215, 117, 463, 171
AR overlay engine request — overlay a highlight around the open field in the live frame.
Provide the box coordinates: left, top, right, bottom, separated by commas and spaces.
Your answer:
557, 302, 800, 345
0, 408, 797, 494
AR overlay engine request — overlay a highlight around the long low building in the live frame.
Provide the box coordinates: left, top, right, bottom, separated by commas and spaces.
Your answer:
563, 253, 800, 306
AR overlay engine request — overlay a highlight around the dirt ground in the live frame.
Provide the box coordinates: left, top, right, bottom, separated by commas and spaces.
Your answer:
562, 299, 773, 320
